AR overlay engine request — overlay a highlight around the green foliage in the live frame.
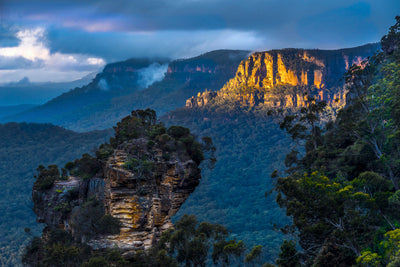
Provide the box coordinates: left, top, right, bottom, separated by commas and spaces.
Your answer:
69, 153, 102, 180
381, 15, 400, 55
123, 158, 155, 180
96, 143, 114, 159
22, 229, 83, 266
82, 256, 108, 267
274, 17, 400, 266
212, 239, 245, 266
23, 229, 130, 267
245, 245, 263, 265
276, 240, 300, 267
160, 214, 259, 267
97, 214, 122, 235
112, 109, 156, 146
23, 216, 257, 266
34, 164, 60, 190
54, 201, 71, 215
167, 125, 190, 139
71, 197, 121, 239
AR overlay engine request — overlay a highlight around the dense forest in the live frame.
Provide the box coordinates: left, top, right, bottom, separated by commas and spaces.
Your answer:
0, 123, 111, 266
164, 107, 292, 262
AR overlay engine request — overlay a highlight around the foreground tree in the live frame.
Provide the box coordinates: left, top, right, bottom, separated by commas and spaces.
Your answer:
274, 16, 400, 266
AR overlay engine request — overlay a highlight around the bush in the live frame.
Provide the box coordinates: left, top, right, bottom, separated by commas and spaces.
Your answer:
97, 215, 122, 235
149, 124, 166, 139
167, 126, 190, 139
82, 256, 108, 267
96, 143, 114, 159
34, 165, 60, 190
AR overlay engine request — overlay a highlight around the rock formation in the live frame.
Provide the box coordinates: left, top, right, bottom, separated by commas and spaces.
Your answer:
32, 110, 203, 256
185, 44, 380, 109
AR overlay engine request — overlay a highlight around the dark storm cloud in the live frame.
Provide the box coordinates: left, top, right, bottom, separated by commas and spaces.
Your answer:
45, 27, 262, 62
4, 0, 399, 33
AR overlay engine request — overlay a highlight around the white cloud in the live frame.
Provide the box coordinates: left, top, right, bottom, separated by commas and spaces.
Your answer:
137, 63, 168, 88
0, 27, 105, 82
0, 28, 50, 61
87, 57, 105, 65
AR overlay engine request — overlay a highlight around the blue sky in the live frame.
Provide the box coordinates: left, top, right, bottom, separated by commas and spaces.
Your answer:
0, 0, 399, 82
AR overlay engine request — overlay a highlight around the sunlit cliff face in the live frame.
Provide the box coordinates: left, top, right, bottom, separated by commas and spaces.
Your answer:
186, 48, 374, 109
221, 51, 325, 92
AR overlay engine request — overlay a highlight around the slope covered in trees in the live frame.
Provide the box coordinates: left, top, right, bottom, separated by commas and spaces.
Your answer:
274, 16, 400, 266
163, 106, 293, 262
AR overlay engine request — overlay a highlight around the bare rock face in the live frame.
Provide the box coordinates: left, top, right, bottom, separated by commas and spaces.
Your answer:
185, 44, 380, 109
95, 138, 201, 252
186, 91, 218, 108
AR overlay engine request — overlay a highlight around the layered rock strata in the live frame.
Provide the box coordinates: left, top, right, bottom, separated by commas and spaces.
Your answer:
186, 45, 380, 109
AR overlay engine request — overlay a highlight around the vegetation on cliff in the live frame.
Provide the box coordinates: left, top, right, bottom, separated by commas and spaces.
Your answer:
24, 214, 265, 267
274, 16, 400, 266
0, 123, 111, 267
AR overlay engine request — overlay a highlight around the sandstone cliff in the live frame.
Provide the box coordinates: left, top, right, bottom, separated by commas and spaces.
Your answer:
186, 44, 380, 109
31, 110, 205, 256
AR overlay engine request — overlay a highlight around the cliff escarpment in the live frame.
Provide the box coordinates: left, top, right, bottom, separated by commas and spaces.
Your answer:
30, 110, 208, 259
186, 44, 380, 109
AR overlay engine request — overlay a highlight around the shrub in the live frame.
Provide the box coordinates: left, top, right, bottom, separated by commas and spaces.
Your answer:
97, 214, 122, 235
34, 165, 60, 190
167, 126, 190, 139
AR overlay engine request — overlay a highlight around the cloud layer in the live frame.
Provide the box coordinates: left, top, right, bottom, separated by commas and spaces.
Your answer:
0, 0, 399, 82
0, 27, 105, 82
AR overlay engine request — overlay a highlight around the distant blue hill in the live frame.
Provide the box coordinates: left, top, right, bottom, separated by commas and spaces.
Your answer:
0, 74, 96, 106
0, 104, 37, 118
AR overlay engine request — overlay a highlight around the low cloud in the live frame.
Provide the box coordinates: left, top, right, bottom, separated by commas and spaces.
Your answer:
137, 63, 169, 88
0, 27, 105, 82
97, 78, 110, 91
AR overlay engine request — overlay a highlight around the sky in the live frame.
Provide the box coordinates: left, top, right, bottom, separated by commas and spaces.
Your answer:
0, 0, 399, 83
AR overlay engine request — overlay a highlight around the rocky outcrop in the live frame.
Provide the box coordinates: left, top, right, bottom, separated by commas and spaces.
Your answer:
186, 91, 218, 108
185, 44, 380, 109
32, 110, 203, 255
96, 140, 201, 252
